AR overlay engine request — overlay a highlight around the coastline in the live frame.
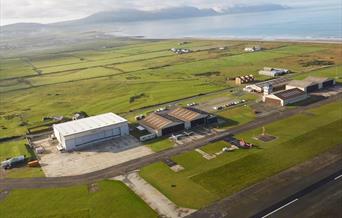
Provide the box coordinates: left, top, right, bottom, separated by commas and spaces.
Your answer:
129, 35, 342, 44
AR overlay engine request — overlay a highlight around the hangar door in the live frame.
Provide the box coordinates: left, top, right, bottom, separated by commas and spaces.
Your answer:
306, 84, 319, 92
162, 123, 185, 135
191, 118, 205, 127
74, 127, 121, 147
265, 97, 281, 106
323, 80, 334, 88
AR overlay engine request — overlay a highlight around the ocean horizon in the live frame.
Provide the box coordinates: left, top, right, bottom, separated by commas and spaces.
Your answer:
104, 4, 342, 40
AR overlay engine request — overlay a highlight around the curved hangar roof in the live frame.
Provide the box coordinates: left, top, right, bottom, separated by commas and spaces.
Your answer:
53, 113, 127, 137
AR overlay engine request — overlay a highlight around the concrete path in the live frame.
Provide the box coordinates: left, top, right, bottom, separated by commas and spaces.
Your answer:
114, 171, 196, 218
195, 149, 216, 160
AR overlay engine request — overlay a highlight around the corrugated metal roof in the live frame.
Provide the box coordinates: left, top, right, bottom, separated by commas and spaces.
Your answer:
253, 77, 290, 88
273, 88, 306, 100
53, 113, 127, 136
140, 113, 181, 130
288, 77, 334, 88
168, 107, 207, 122
304, 76, 331, 83
287, 80, 316, 88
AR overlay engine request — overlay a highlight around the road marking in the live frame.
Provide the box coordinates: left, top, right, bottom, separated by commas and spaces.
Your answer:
334, 175, 342, 180
261, 198, 299, 218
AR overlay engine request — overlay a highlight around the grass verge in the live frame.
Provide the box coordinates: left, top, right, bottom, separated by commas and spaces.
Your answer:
0, 180, 157, 218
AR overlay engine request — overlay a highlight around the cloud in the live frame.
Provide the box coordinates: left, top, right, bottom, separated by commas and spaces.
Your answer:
1, 0, 339, 25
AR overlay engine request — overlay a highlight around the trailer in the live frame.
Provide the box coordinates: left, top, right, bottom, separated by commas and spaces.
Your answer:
28, 160, 40, 167
1, 155, 25, 169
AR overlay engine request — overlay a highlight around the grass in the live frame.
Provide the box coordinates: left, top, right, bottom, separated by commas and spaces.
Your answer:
0, 40, 339, 139
200, 141, 230, 155
292, 65, 342, 82
140, 101, 342, 209
0, 140, 33, 161
5, 166, 45, 178
143, 137, 174, 152
0, 139, 45, 178
0, 180, 158, 218
0, 78, 222, 137
193, 120, 342, 197
216, 105, 256, 129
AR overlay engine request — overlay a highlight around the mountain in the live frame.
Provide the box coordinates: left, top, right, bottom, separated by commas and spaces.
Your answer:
75, 7, 218, 24
0, 4, 289, 55
223, 3, 289, 14
2, 4, 290, 30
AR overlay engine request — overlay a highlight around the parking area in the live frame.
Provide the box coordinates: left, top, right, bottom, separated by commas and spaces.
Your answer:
194, 96, 246, 113
32, 136, 154, 177
174, 127, 216, 145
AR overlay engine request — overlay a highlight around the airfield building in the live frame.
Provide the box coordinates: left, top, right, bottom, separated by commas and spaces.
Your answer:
263, 88, 308, 106
286, 77, 335, 92
168, 107, 208, 129
259, 67, 289, 77
139, 107, 217, 137
53, 113, 129, 151
235, 75, 255, 85
139, 113, 184, 137
244, 46, 261, 52
244, 77, 290, 93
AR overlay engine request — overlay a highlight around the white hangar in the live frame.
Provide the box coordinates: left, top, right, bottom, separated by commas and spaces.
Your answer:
53, 113, 129, 151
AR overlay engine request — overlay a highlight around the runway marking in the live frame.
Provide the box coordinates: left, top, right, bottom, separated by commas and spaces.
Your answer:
334, 175, 342, 180
261, 198, 299, 218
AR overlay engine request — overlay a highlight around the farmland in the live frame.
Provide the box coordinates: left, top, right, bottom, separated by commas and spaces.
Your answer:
0, 39, 341, 181
1, 39, 341, 140
0, 180, 157, 218
140, 101, 342, 209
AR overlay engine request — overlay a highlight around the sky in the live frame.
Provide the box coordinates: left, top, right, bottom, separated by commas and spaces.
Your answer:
1, 0, 340, 25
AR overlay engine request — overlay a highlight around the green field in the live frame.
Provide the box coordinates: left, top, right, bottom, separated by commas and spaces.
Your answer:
0, 140, 33, 161
1, 40, 341, 139
140, 101, 342, 209
0, 38, 341, 217
143, 137, 174, 152
0, 180, 157, 218
0, 139, 45, 178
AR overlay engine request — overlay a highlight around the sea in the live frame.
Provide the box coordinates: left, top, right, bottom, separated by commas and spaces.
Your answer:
109, 4, 342, 40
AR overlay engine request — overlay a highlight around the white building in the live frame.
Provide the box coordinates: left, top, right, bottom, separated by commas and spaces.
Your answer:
259, 67, 289, 77
53, 113, 129, 151
243, 77, 290, 93
286, 77, 336, 92
263, 88, 308, 106
244, 46, 261, 52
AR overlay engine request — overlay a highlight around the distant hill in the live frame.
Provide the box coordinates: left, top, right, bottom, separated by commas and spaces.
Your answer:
3, 4, 289, 30
1, 22, 46, 31
75, 7, 218, 24
223, 3, 289, 13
